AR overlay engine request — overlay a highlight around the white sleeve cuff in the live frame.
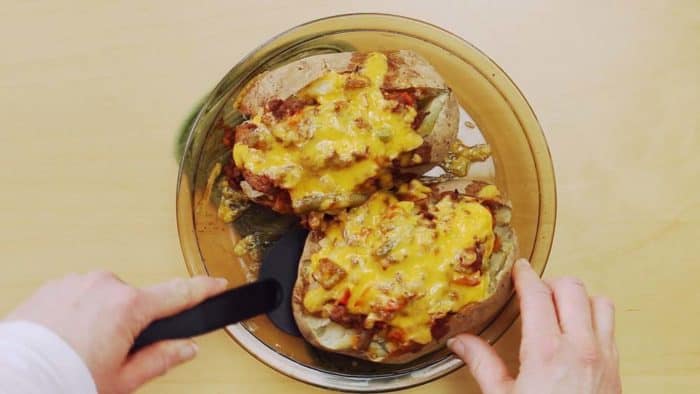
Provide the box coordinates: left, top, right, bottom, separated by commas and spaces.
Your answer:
0, 321, 97, 394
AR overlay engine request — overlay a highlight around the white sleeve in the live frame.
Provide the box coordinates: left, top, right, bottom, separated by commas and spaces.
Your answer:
0, 321, 97, 394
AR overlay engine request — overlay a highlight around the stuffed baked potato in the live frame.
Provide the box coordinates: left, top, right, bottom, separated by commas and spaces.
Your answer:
227, 50, 459, 214
292, 179, 517, 363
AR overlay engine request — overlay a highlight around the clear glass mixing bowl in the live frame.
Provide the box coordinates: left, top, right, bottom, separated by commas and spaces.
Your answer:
176, 13, 556, 392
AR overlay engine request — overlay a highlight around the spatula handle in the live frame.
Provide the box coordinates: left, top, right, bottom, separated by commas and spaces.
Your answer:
131, 278, 282, 352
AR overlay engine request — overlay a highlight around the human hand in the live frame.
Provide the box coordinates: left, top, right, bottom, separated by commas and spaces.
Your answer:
448, 259, 621, 394
5, 271, 228, 394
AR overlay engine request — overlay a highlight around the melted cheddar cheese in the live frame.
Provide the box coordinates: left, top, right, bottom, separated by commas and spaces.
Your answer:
233, 52, 423, 212
303, 180, 496, 344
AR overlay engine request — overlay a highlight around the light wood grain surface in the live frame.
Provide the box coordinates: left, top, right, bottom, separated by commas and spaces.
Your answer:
1, 1, 698, 393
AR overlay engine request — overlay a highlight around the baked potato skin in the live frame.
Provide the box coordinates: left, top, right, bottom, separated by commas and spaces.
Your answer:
422, 92, 459, 164
292, 179, 518, 364
235, 51, 449, 115
235, 52, 358, 116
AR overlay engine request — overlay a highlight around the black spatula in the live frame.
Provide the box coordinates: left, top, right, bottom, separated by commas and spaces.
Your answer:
131, 226, 308, 352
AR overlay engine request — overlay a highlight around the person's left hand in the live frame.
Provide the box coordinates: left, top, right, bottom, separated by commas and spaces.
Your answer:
5, 271, 228, 394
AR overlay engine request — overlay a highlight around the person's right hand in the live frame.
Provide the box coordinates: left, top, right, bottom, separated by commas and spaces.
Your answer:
448, 259, 621, 394
4, 271, 228, 394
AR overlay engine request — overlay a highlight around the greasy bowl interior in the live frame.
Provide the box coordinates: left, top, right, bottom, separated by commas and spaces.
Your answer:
177, 14, 556, 392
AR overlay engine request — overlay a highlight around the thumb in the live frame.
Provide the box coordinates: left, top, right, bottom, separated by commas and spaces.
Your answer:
448, 334, 513, 394
118, 340, 198, 392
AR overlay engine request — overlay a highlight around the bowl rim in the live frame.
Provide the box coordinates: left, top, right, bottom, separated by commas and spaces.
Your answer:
176, 12, 557, 392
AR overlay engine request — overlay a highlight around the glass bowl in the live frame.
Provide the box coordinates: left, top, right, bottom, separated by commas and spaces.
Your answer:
176, 13, 556, 392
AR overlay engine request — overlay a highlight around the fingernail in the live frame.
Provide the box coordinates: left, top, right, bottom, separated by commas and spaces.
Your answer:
446, 338, 465, 356
178, 342, 198, 360
515, 259, 530, 269
215, 277, 228, 288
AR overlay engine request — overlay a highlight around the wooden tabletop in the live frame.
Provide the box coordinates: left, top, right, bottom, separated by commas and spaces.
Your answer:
1, 1, 698, 393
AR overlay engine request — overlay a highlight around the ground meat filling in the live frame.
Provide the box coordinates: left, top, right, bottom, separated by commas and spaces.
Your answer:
241, 169, 275, 194
270, 191, 293, 214
265, 96, 316, 120
329, 304, 365, 328
222, 122, 236, 148
221, 163, 292, 213
222, 161, 242, 189
382, 89, 419, 112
